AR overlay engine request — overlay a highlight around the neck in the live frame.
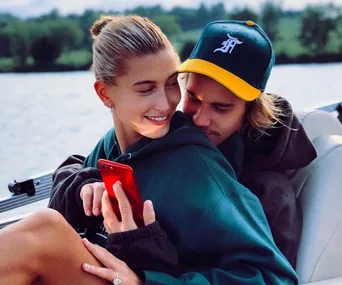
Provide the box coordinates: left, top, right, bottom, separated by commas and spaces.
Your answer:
112, 113, 142, 154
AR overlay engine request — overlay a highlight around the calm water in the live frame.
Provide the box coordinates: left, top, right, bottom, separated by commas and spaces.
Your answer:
1, 63, 342, 198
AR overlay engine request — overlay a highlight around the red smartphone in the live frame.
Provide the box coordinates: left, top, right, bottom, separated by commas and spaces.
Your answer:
97, 159, 144, 227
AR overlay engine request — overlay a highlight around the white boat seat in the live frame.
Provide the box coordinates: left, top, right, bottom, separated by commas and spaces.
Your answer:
290, 110, 342, 284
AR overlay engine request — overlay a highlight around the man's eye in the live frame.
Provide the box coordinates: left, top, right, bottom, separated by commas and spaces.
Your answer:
167, 81, 179, 87
187, 92, 199, 101
214, 106, 230, 113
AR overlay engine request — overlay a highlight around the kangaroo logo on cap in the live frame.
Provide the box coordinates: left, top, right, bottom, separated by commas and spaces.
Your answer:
214, 33, 243, 54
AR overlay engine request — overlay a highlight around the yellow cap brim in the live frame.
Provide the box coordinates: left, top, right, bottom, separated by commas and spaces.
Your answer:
179, 58, 261, 101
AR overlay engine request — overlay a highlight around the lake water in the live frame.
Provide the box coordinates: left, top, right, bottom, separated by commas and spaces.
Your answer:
1, 63, 341, 198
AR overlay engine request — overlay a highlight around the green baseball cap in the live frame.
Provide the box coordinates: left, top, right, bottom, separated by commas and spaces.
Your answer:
179, 20, 275, 101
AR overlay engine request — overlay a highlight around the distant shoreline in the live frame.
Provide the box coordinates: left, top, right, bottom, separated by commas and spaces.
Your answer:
1, 54, 342, 73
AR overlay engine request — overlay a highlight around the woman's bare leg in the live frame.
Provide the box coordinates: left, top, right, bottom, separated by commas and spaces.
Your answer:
0, 208, 109, 285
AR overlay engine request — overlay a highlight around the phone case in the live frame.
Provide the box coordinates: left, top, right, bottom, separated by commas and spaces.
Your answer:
97, 159, 144, 226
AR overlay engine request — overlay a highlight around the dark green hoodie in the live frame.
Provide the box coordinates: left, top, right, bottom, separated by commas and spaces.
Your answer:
82, 111, 297, 284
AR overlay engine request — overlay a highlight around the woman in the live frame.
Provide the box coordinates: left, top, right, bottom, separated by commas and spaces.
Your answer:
0, 15, 297, 285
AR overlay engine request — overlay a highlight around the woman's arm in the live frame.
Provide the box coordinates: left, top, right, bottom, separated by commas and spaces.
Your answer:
48, 154, 103, 228
103, 183, 180, 277
49, 131, 110, 228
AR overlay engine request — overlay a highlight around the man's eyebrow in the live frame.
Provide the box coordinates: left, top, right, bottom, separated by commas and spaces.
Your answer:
185, 89, 196, 96
133, 72, 178, 86
211, 102, 234, 108
167, 71, 179, 80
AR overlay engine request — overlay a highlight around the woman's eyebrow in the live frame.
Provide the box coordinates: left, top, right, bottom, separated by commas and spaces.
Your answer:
132, 72, 178, 86
132, 80, 155, 86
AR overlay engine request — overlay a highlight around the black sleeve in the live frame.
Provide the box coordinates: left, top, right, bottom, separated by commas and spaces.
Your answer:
48, 154, 103, 229
106, 221, 180, 277
240, 170, 302, 268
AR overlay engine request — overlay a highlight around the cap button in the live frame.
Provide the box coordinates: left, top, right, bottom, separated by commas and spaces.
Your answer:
246, 20, 255, 26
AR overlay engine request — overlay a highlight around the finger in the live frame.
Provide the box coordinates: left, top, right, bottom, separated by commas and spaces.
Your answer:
114, 181, 137, 231
80, 184, 94, 216
82, 263, 116, 282
102, 191, 120, 233
143, 200, 156, 226
103, 219, 111, 233
83, 238, 121, 269
92, 182, 105, 216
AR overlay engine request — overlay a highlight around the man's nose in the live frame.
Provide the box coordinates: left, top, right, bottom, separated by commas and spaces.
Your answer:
192, 107, 211, 127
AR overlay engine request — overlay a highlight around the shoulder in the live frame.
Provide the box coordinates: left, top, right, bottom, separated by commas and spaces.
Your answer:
84, 128, 116, 168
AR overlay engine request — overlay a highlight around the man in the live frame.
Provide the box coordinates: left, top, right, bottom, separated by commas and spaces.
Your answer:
179, 20, 317, 267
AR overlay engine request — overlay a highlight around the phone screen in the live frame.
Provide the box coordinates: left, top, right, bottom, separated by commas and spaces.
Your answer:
98, 159, 144, 226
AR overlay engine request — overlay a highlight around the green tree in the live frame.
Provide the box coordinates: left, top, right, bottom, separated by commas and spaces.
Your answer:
197, 3, 211, 27
78, 10, 102, 48
169, 7, 198, 30
0, 34, 11, 57
3, 21, 48, 65
299, 4, 338, 54
45, 20, 84, 51
126, 5, 163, 19
260, 1, 281, 42
152, 15, 182, 37
228, 7, 259, 23
0, 13, 19, 28
36, 8, 61, 22
30, 36, 60, 64
209, 3, 227, 21
180, 41, 196, 62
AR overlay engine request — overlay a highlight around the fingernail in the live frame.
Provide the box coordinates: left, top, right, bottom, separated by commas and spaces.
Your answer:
86, 210, 92, 216
146, 200, 153, 209
94, 207, 100, 215
83, 263, 90, 270
114, 181, 121, 193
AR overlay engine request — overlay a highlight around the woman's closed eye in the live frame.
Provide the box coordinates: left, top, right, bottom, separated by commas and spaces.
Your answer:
137, 87, 156, 95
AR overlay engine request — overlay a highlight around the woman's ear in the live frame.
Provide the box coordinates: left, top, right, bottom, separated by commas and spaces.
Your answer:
94, 81, 113, 108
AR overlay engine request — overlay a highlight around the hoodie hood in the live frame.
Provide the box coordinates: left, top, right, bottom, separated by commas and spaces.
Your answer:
242, 97, 317, 173
104, 111, 219, 164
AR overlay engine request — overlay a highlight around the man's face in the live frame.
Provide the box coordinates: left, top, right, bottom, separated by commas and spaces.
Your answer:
182, 73, 247, 146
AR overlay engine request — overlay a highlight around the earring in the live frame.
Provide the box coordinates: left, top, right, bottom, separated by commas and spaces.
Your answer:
108, 103, 114, 114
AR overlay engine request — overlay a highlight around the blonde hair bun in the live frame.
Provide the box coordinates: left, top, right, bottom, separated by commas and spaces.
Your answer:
91, 15, 114, 39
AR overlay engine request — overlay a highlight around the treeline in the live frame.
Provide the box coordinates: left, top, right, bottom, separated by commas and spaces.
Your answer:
0, 2, 342, 72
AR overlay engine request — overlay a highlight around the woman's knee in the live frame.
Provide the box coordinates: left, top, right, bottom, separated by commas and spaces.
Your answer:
26, 208, 69, 232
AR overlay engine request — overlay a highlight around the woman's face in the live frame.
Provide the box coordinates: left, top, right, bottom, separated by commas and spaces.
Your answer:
100, 49, 181, 144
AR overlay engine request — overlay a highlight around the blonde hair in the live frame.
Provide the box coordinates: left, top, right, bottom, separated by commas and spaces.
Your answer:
243, 93, 288, 140
90, 15, 174, 85
179, 73, 288, 140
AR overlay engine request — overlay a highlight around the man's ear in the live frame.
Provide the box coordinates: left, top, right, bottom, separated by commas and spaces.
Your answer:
94, 81, 113, 108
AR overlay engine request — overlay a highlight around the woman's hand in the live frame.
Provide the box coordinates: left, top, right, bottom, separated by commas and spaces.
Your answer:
102, 181, 155, 233
82, 238, 143, 285
80, 182, 106, 217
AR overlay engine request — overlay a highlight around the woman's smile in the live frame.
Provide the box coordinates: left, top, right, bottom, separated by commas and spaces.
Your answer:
144, 113, 172, 126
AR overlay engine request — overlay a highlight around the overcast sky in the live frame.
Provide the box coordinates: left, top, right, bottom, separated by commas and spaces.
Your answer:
1, 0, 342, 18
